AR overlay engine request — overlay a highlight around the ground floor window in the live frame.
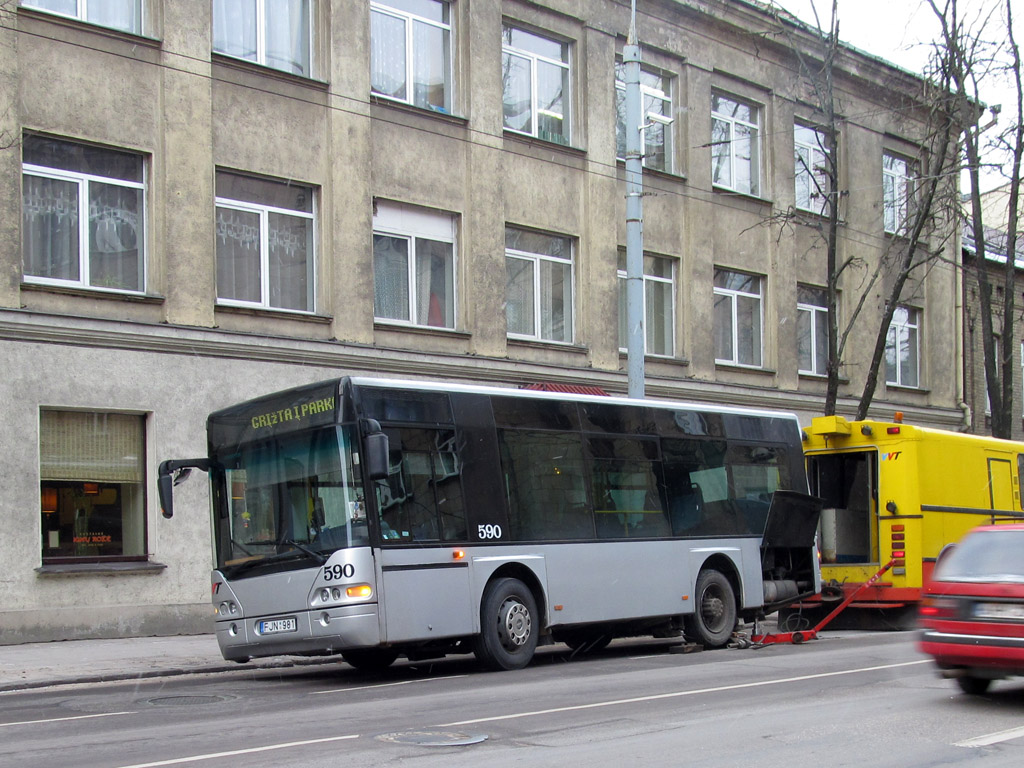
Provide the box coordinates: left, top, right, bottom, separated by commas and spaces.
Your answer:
39, 410, 146, 562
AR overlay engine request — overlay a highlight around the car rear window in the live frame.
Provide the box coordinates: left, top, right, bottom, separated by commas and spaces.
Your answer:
934, 529, 1024, 583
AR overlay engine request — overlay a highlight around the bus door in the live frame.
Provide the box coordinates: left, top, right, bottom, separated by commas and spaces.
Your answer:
807, 450, 877, 565
988, 457, 1015, 520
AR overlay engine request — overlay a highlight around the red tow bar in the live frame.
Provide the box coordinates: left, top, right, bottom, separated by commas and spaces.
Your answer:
751, 559, 896, 646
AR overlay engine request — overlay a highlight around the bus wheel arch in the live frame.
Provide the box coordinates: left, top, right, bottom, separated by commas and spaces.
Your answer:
473, 575, 541, 671
686, 558, 740, 648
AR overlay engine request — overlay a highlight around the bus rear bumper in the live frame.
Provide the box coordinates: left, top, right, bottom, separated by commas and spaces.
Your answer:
215, 603, 381, 662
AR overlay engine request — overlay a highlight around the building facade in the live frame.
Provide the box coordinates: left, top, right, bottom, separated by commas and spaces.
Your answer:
0, 0, 963, 642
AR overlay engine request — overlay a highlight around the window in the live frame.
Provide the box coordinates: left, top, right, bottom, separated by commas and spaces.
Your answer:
617, 251, 675, 357
711, 92, 760, 196
213, 0, 311, 77
40, 410, 147, 562
794, 124, 831, 216
505, 227, 573, 343
502, 25, 570, 145
590, 437, 669, 539
215, 171, 315, 312
883, 152, 914, 235
371, 0, 452, 113
21, 0, 142, 33
22, 135, 145, 293
615, 61, 672, 172
373, 201, 456, 329
714, 268, 762, 367
885, 305, 919, 387
797, 284, 829, 376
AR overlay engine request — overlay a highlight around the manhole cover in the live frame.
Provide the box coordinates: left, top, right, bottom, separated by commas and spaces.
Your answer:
146, 695, 232, 707
376, 730, 488, 746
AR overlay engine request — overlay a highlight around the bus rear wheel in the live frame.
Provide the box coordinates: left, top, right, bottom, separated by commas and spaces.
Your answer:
956, 675, 992, 695
686, 569, 737, 648
342, 647, 399, 672
474, 577, 539, 671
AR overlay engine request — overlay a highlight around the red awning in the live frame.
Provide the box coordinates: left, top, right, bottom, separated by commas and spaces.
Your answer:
521, 382, 610, 396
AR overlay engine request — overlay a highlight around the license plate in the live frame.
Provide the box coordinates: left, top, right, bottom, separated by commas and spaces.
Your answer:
258, 617, 297, 634
974, 602, 1024, 621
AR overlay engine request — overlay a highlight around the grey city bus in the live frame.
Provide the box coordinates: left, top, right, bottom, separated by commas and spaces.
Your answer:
159, 377, 821, 671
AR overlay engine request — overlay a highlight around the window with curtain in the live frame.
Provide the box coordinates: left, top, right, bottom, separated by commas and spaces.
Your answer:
714, 268, 763, 367
21, 0, 143, 34
885, 305, 920, 387
617, 251, 675, 357
797, 284, 829, 376
711, 92, 760, 196
213, 0, 312, 77
502, 24, 570, 145
39, 410, 147, 562
505, 226, 573, 343
615, 61, 673, 172
794, 123, 832, 216
22, 135, 145, 293
215, 170, 316, 312
371, 0, 452, 113
372, 200, 456, 329
883, 152, 914, 235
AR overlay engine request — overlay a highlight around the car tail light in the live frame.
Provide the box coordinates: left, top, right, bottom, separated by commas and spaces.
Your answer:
920, 597, 957, 618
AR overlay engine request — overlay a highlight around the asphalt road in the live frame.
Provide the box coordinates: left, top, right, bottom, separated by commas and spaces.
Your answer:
3, 631, 1024, 767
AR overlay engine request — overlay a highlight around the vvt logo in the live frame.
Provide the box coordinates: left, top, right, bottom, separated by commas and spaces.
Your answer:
881, 451, 902, 461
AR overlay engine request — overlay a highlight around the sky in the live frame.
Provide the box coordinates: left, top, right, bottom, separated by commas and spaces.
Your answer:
771, 0, 1021, 190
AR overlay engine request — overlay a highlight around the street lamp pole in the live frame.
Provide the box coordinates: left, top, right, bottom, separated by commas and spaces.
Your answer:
624, 0, 645, 399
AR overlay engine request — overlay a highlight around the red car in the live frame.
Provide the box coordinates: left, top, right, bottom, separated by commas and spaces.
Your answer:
919, 524, 1024, 694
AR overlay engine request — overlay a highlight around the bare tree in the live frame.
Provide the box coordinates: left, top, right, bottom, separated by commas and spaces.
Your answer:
929, 0, 1023, 439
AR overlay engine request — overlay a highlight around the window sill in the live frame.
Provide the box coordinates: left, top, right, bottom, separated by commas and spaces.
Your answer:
374, 321, 471, 339
715, 362, 776, 375
885, 383, 929, 394
615, 159, 687, 183
618, 351, 691, 367
36, 561, 167, 577
211, 53, 328, 90
18, 6, 160, 47
503, 130, 587, 158
508, 337, 589, 355
370, 95, 468, 126
215, 304, 332, 323
21, 282, 165, 304
711, 186, 772, 205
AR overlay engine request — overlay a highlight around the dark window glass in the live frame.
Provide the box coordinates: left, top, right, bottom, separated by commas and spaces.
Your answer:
652, 409, 726, 438
589, 438, 669, 539
492, 396, 580, 430
360, 388, 453, 426
579, 403, 658, 435
23, 135, 143, 183
375, 428, 466, 542
499, 430, 591, 540
216, 170, 313, 213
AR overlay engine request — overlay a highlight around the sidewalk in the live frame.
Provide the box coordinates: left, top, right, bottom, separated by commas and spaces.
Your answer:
0, 634, 335, 692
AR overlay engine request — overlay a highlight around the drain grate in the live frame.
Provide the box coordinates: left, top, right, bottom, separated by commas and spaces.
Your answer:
146, 695, 231, 707
376, 730, 488, 747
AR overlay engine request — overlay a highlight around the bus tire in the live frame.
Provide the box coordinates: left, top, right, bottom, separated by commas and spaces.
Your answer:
686, 569, 737, 648
342, 647, 399, 672
474, 577, 539, 671
956, 675, 992, 695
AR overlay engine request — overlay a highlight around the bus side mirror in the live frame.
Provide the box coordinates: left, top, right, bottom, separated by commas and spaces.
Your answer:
364, 432, 390, 481
158, 468, 175, 519
158, 459, 211, 519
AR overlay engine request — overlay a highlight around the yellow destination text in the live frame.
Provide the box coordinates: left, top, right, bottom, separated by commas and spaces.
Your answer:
251, 396, 335, 430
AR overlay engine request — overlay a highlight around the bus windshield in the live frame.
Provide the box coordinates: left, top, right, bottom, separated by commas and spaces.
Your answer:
213, 425, 369, 576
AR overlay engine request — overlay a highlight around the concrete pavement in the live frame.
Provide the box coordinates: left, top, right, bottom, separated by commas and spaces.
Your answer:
0, 634, 336, 692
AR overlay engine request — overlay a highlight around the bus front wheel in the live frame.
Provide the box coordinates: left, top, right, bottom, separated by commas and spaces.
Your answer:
686, 569, 737, 648
474, 577, 539, 671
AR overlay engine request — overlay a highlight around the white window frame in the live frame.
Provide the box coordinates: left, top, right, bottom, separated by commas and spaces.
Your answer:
711, 92, 761, 196
617, 253, 676, 357
370, 0, 453, 113
21, 0, 143, 34
794, 123, 831, 216
797, 284, 829, 376
215, 182, 317, 313
883, 152, 914, 235
885, 305, 920, 387
22, 158, 147, 295
501, 25, 571, 145
615, 62, 673, 172
372, 201, 457, 330
714, 268, 763, 368
212, 0, 313, 77
505, 230, 574, 344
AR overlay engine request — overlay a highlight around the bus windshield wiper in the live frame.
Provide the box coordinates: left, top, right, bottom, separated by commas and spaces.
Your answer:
282, 539, 327, 564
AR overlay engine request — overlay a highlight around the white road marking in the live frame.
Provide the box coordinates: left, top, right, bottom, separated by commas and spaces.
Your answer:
113, 734, 360, 768
440, 660, 929, 726
955, 724, 1024, 748
0, 711, 136, 728
310, 674, 467, 695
